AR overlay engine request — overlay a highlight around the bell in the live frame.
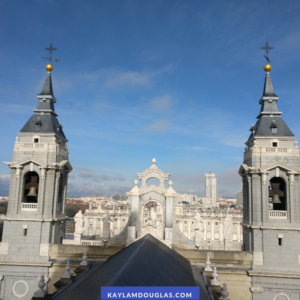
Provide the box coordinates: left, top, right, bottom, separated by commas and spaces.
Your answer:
271, 193, 281, 204
27, 187, 37, 197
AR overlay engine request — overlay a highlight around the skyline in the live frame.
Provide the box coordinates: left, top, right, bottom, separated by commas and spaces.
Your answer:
1, 1, 300, 197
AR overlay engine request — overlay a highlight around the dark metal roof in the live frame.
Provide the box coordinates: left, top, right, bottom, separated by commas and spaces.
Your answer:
19, 72, 67, 139
53, 235, 209, 300
38, 72, 54, 97
262, 72, 277, 97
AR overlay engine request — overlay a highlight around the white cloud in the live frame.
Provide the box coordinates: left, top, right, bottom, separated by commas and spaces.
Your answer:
145, 119, 171, 132
149, 95, 173, 112
67, 181, 131, 197
78, 167, 125, 182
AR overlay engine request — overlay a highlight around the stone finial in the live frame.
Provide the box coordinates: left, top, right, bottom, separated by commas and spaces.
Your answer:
15, 136, 19, 143
168, 180, 173, 186
33, 275, 48, 298
220, 283, 229, 300
61, 261, 72, 279
66, 144, 69, 149
53, 137, 56, 143
80, 252, 88, 266
295, 141, 298, 148
205, 256, 212, 271
134, 179, 138, 185
152, 158, 156, 165
210, 267, 220, 286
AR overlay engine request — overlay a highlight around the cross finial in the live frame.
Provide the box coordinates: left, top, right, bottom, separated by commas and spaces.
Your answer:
42, 41, 61, 63
260, 39, 274, 63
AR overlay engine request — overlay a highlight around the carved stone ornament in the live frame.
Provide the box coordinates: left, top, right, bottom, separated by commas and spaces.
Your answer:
250, 286, 264, 293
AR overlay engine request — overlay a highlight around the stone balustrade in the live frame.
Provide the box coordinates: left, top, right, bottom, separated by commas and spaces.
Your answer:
269, 210, 287, 219
21, 202, 38, 211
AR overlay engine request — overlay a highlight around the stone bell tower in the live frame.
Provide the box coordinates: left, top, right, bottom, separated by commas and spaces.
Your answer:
0, 62, 72, 300
239, 57, 300, 299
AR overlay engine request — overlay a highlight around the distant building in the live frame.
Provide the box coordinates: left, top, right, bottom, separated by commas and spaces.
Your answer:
203, 173, 217, 208
112, 193, 128, 201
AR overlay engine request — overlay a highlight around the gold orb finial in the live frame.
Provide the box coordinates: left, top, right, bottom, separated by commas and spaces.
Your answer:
264, 64, 271, 72
46, 64, 53, 72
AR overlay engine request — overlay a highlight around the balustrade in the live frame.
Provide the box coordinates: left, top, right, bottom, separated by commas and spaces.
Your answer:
21, 203, 38, 211
269, 210, 287, 219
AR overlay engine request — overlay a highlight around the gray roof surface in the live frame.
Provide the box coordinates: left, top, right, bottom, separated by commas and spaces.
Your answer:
53, 235, 209, 300
19, 72, 66, 139
20, 113, 66, 139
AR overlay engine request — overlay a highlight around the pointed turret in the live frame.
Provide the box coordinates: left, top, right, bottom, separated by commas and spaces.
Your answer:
20, 70, 66, 140
38, 71, 54, 97
247, 67, 294, 142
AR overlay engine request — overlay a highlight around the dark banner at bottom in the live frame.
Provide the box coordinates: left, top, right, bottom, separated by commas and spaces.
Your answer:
101, 287, 200, 300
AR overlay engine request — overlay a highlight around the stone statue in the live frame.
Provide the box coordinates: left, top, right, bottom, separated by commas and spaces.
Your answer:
74, 210, 84, 235
194, 212, 204, 244
150, 207, 157, 225
89, 202, 92, 210
223, 210, 233, 242
102, 211, 112, 238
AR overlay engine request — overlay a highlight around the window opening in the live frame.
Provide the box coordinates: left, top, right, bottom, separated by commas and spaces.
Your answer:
24, 229, 27, 236
273, 142, 278, 147
278, 238, 282, 246
34, 138, 39, 143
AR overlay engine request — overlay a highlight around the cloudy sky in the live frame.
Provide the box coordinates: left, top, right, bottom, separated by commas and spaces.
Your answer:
1, 1, 300, 197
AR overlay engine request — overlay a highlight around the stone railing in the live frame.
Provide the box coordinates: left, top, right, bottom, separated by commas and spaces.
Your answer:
22, 143, 45, 148
81, 240, 102, 246
269, 210, 287, 219
21, 203, 38, 211
56, 203, 61, 212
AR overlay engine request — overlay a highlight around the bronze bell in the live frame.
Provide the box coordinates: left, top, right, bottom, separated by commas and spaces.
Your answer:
271, 193, 281, 204
27, 187, 37, 197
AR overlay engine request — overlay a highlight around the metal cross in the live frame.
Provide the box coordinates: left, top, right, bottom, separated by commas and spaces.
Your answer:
261, 40, 274, 62
42, 41, 61, 62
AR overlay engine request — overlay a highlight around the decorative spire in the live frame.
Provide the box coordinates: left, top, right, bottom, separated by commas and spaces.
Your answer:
262, 71, 277, 98
38, 72, 54, 97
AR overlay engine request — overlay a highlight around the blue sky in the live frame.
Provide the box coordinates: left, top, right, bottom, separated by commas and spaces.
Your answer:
1, 0, 300, 197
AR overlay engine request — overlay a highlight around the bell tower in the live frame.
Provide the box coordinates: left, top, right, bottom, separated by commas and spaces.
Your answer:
0, 61, 72, 299
239, 48, 300, 299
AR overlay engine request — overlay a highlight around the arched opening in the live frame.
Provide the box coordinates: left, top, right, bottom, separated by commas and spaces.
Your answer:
269, 177, 286, 211
23, 171, 39, 203
57, 173, 64, 212
146, 177, 160, 187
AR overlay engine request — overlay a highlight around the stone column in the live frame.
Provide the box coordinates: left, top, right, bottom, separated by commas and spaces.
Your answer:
289, 173, 295, 223
117, 218, 121, 234
247, 175, 252, 223
110, 220, 114, 237
220, 221, 223, 241
93, 218, 96, 236
100, 219, 104, 237
52, 171, 60, 218
188, 220, 191, 239
237, 222, 241, 242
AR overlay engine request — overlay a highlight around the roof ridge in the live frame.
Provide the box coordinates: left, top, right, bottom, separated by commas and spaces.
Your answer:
107, 235, 151, 286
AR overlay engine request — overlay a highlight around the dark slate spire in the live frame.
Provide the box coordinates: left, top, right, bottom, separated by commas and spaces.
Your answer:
38, 72, 54, 97
262, 72, 277, 97
248, 70, 294, 141
19, 71, 67, 140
